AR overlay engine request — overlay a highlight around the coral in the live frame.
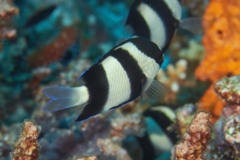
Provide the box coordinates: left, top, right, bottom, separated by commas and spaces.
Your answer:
195, 0, 240, 121
179, 40, 205, 61
0, 0, 18, 21
175, 103, 197, 135
0, 123, 22, 158
31, 109, 58, 134
52, 129, 78, 155
205, 115, 240, 160
11, 120, 41, 160
70, 156, 98, 160
0, 0, 18, 50
172, 111, 211, 160
197, 0, 240, 82
0, 0, 91, 124
157, 59, 195, 105
214, 76, 240, 118
181, 0, 208, 16
58, 59, 92, 86
0, 0, 218, 160
30, 67, 52, 87
27, 27, 79, 68
22, 94, 145, 160
198, 0, 240, 75
110, 112, 146, 142
203, 76, 240, 160
198, 84, 224, 123
224, 115, 240, 144
80, 116, 108, 140
215, 76, 240, 105
97, 138, 132, 160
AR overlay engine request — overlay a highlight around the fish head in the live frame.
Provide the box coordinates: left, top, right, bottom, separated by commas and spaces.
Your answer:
157, 53, 164, 67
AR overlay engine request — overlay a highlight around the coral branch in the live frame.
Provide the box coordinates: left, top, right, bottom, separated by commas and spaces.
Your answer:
173, 112, 211, 160
11, 120, 41, 160
157, 59, 195, 105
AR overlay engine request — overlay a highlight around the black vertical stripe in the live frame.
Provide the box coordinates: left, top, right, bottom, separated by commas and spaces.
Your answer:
148, 0, 179, 52
98, 37, 162, 67
126, 0, 180, 52
75, 64, 109, 121
126, 0, 151, 40
144, 107, 178, 144
127, 37, 162, 64
110, 48, 144, 102
136, 132, 156, 160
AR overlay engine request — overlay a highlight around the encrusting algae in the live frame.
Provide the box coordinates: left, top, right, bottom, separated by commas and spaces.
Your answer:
11, 120, 41, 160
195, 0, 240, 122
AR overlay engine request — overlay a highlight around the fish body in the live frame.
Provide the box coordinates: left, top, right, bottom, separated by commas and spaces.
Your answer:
125, 0, 181, 52
43, 37, 165, 121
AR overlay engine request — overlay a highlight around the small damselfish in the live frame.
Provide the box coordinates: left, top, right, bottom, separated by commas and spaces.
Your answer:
125, 0, 182, 52
42, 37, 165, 121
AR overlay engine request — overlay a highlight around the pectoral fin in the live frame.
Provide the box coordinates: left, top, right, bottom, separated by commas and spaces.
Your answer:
142, 78, 166, 102
179, 17, 203, 34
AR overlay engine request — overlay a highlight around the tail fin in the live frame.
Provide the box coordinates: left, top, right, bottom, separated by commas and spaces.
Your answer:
42, 86, 89, 112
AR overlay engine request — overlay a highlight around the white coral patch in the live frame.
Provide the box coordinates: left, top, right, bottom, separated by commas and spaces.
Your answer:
171, 82, 179, 92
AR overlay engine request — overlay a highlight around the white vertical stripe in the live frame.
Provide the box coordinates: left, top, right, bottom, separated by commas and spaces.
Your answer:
150, 106, 176, 122
100, 56, 131, 110
163, 0, 181, 20
137, 3, 166, 48
78, 86, 89, 104
115, 42, 160, 81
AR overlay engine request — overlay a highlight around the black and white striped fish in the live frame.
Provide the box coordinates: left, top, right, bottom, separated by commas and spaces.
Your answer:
42, 37, 165, 121
125, 0, 181, 52
137, 106, 177, 159
125, 0, 202, 52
